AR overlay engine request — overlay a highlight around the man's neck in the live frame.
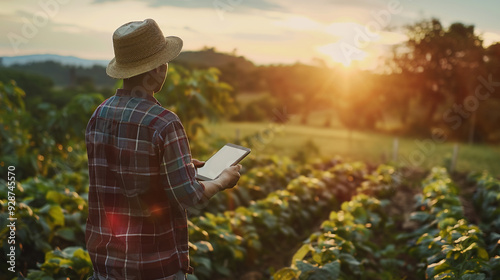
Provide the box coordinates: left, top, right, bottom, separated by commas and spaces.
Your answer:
122, 78, 155, 97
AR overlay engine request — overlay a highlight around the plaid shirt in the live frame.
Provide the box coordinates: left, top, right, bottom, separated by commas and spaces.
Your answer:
85, 89, 205, 279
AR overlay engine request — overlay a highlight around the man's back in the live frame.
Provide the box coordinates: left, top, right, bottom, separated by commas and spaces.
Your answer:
86, 18, 242, 280
85, 89, 204, 279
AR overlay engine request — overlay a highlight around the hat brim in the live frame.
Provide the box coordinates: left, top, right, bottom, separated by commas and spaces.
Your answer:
106, 36, 183, 79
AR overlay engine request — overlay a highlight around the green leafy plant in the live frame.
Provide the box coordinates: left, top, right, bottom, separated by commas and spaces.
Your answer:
409, 168, 492, 278
469, 172, 500, 279
273, 165, 405, 280
25, 246, 93, 280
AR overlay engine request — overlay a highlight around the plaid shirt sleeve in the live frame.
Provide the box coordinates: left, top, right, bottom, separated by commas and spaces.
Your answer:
158, 120, 205, 209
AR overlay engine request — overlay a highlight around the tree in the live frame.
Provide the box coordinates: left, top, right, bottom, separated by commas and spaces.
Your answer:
156, 64, 238, 141
390, 19, 488, 140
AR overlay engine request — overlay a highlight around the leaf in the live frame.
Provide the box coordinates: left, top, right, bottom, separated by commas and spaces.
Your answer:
426, 259, 450, 278
192, 256, 211, 269
191, 90, 208, 106
273, 268, 300, 280
462, 242, 479, 254
322, 260, 340, 278
46, 191, 65, 204
61, 246, 82, 258
438, 218, 458, 229
34, 238, 53, 252
55, 228, 76, 242
488, 232, 500, 243
262, 214, 278, 229
296, 260, 316, 274
47, 205, 65, 228
477, 247, 489, 260
232, 248, 245, 260
213, 262, 231, 276
72, 248, 91, 263
193, 241, 213, 253
340, 253, 361, 267
460, 273, 486, 280
410, 211, 431, 222
28, 270, 54, 280
291, 244, 312, 267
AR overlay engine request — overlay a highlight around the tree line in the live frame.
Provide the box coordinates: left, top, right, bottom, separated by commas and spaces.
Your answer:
245, 18, 500, 144
2, 18, 499, 143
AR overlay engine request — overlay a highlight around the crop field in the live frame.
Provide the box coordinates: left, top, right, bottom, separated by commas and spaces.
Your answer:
2, 153, 499, 279
2, 25, 500, 278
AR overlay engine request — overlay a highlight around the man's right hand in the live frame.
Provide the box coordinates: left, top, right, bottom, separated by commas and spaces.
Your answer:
217, 164, 242, 190
198, 165, 242, 202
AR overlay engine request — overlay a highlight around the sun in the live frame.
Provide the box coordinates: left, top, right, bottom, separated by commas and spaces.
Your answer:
317, 42, 388, 70
316, 42, 368, 67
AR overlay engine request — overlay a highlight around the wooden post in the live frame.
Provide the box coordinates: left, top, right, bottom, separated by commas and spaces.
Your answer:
468, 112, 476, 145
235, 128, 240, 143
392, 137, 399, 163
450, 143, 459, 172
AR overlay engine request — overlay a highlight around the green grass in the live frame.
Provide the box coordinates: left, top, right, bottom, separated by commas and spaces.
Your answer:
206, 121, 500, 176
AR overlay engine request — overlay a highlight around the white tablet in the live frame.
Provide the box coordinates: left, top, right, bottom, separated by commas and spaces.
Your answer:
195, 143, 251, 181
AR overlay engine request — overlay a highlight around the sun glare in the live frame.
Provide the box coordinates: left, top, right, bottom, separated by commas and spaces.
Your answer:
317, 42, 368, 67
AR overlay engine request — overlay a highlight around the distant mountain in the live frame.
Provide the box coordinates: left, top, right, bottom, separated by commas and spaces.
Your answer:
0, 49, 259, 90
175, 48, 256, 72
2, 60, 114, 88
0, 54, 109, 68
0, 50, 257, 70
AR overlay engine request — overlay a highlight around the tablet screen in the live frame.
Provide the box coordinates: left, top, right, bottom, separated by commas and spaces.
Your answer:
196, 144, 250, 180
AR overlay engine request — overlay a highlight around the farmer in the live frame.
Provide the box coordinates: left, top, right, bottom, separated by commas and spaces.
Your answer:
85, 19, 241, 280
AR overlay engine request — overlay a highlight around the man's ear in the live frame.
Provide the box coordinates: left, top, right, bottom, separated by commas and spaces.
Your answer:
152, 64, 167, 75
160, 63, 168, 74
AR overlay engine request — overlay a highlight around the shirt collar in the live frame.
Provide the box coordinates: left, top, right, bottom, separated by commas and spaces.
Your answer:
115, 88, 162, 106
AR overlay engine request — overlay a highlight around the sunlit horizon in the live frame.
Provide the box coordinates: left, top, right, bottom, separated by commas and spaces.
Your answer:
1, 0, 499, 69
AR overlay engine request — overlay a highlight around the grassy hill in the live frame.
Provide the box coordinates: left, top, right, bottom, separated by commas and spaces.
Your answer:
176, 47, 255, 71
1, 49, 258, 90
206, 121, 500, 175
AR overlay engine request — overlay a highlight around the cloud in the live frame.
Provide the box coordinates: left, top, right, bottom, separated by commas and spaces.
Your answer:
273, 16, 323, 31
482, 31, 500, 47
0, 13, 111, 59
92, 0, 284, 13
183, 26, 199, 33
226, 32, 290, 42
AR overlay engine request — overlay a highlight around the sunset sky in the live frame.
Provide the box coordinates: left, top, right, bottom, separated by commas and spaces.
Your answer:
1, 0, 499, 69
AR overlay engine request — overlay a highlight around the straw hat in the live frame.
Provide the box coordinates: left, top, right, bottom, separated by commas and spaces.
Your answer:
106, 19, 183, 79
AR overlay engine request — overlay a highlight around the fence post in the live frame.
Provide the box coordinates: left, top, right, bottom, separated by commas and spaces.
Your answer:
235, 128, 240, 143
450, 143, 459, 172
392, 137, 399, 163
